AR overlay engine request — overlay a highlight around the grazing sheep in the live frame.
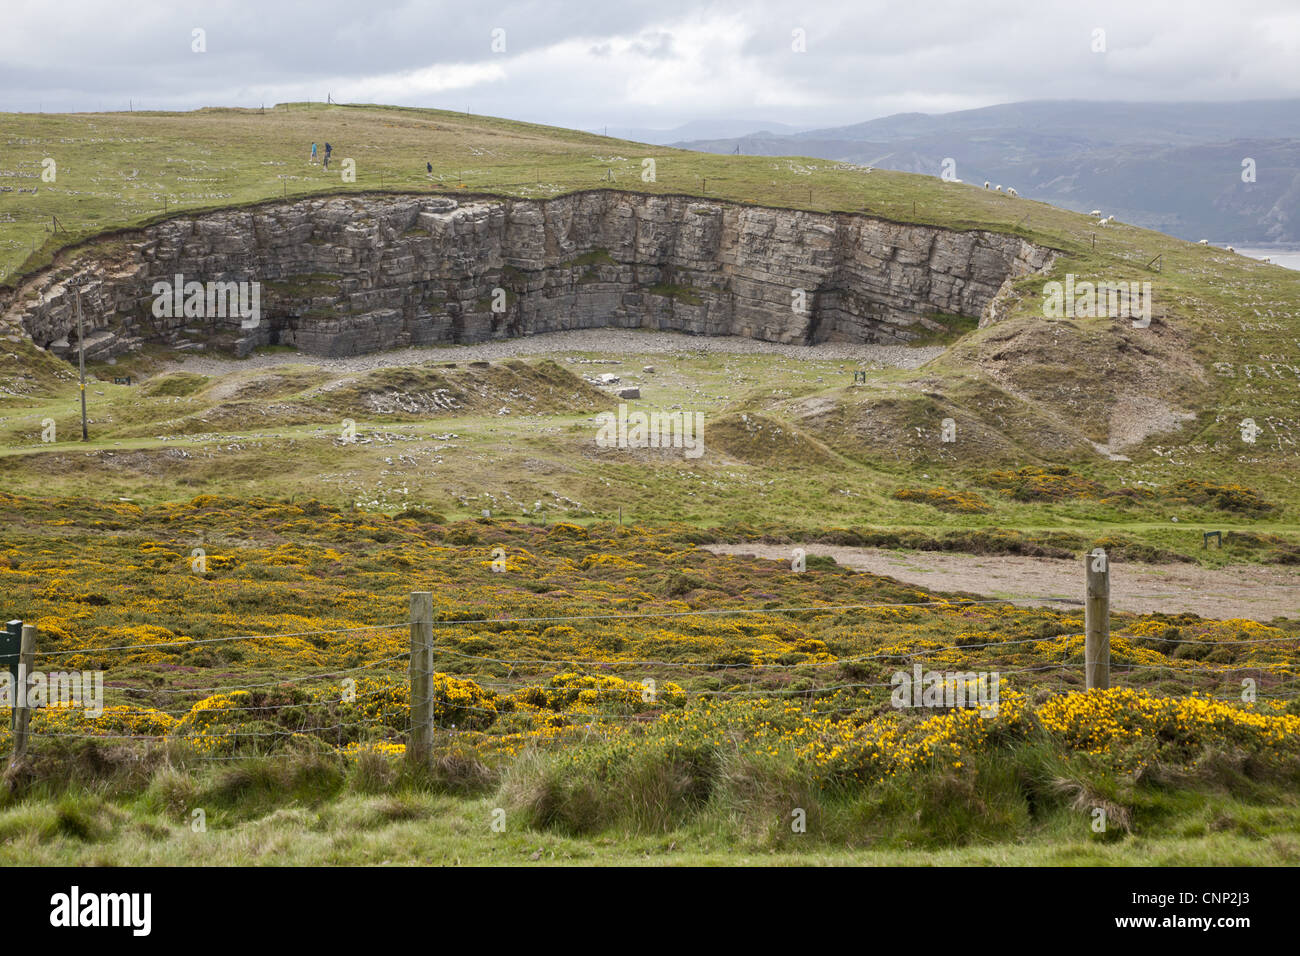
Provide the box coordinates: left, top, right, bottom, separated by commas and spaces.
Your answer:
1198, 239, 1209, 245
1090, 209, 1101, 217
995, 185, 1002, 192
1106, 215, 1115, 223
1007, 187, 1018, 197
1227, 246, 1235, 253
1097, 219, 1110, 227
1262, 256, 1272, 263
984, 181, 990, 189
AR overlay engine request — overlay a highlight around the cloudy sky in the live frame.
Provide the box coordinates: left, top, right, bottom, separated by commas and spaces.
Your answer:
3, 0, 1299, 132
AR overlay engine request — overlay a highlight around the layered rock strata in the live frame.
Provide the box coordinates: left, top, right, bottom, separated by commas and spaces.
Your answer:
3, 191, 1055, 359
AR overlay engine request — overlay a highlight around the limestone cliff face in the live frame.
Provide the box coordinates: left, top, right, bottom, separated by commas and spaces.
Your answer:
3, 191, 1055, 360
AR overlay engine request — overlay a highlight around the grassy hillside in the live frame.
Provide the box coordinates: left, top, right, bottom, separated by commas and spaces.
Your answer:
0, 347, 1297, 563
0, 100, 1061, 284
2, 104, 1297, 562
3, 102, 1297, 481
0, 104, 1297, 865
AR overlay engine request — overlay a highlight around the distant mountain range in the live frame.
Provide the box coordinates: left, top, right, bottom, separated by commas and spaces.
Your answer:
670, 100, 1300, 244
594, 119, 813, 145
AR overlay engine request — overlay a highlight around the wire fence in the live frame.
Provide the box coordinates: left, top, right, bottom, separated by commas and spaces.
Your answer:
3, 586, 1298, 761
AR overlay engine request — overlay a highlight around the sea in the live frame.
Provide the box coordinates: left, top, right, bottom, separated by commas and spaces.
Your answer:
1228, 245, 1300, 271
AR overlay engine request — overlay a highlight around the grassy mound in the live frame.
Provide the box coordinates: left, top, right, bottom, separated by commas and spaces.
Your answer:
705, 412, 838, 466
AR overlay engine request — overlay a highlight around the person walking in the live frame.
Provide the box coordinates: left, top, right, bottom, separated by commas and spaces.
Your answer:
426, 161, 432, 176
311, 142, 317, 163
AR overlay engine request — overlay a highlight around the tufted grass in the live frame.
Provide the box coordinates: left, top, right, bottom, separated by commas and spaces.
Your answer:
0, 741, 1297, 865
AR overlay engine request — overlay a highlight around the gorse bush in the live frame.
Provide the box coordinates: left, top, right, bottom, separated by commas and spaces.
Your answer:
893, 487, 991, 513
0, 493, 1295, 855
1165, 480, 1274, 515
979, 468, 1274, 514
984, 466, 1104, 501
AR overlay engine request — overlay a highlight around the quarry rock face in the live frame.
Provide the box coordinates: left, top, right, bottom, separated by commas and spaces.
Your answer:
3, 192, 1056, 360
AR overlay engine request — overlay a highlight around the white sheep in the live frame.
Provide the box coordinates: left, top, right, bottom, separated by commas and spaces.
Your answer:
1227, 246, 1235, 253
1198, 239, 1209, 245
984, 181, 990, 189
1007, 187, 1018, 197
1262, 256, 1272, 263
1090, 209, 1101, 217
1097, 219, 1110, 227
995, 185, 1002, 192
1106, 215, 1115, 223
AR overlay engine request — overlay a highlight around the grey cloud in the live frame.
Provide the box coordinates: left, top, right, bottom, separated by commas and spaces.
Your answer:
1, 0, 1297, 131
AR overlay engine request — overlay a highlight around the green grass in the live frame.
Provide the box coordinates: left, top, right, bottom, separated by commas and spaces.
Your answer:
2, 744, 1296, 865
0, 101, 1094, 287
901, 313, 981, 347
646, 283, 705, 305
0, 350, 1295, 558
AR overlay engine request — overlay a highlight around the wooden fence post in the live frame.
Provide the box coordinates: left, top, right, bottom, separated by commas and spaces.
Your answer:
11, 624, 37, 763
408, 592, 433, 765
1085, 549, 1110, 690
3, 620, 22, 730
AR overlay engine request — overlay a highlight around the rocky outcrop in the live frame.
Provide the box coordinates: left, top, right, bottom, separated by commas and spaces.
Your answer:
2, 191, 1055, 360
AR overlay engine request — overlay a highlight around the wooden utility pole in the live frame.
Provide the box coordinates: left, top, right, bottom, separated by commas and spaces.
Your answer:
76, 287, 87, 441
408, 591, 434, 765
1085, 549, 1110, 689
11, 624, 37, 764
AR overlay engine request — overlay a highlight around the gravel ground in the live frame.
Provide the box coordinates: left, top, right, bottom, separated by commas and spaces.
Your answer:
705, 543, 1300, 622
161, 330, 946, 376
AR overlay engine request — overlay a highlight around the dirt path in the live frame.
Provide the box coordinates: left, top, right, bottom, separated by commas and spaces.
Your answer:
703, 543, 1300, 621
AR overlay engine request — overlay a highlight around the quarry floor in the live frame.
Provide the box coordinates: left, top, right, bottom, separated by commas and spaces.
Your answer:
704, 543, 1300, 622
158, 329, 947, 375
